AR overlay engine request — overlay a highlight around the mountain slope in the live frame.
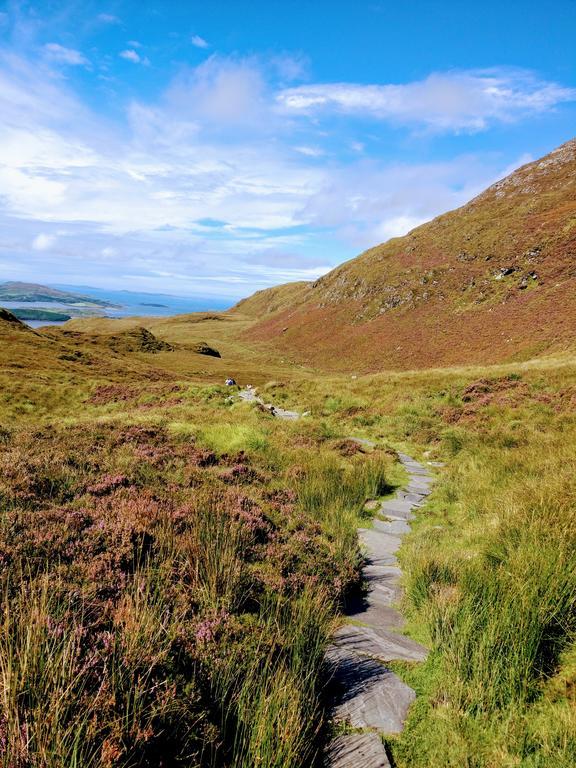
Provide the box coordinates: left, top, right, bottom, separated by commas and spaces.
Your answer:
240, 138, 576, 371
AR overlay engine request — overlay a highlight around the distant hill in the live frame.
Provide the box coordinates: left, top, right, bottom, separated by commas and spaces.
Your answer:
238, 138, 576, 371
0, 282, 117, 308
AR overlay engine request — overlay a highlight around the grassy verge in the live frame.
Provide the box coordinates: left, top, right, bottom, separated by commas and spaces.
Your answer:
273, 361, 576, 767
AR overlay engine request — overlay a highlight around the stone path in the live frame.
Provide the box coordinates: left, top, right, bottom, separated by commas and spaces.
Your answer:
237, 386, 301, 420
324, 451, 434, 767
235, 387, 435, 765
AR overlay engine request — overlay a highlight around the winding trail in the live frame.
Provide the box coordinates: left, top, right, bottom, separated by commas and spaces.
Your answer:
236, 388, 434, 767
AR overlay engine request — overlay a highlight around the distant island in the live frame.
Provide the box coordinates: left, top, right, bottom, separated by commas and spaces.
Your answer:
0, 281, 119, 308
11, 308, 72, 322
139, 302, 169, 308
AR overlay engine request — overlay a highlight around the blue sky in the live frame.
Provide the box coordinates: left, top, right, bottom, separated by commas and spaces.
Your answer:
0, 0, 575, 300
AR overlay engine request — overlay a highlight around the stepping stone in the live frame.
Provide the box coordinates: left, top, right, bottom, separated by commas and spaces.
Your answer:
333, 624, 428, 663
324, 732, 391, 768
380, 498, 416, 514
373, 518, 411, 536
405, 480, 433, 493
327, 647, 416, 733
273, 407, 300, 420
348, 601, 406, 630
379, 511, 413, 523
397, 491, 426, 504
363, 564, 403, 605
359, 529, 402, 561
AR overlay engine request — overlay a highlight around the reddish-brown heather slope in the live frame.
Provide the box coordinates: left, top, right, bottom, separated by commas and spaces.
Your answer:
238, 138, 576, 372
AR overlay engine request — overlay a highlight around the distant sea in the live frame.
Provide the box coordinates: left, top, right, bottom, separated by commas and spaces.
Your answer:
7, 285, 234, 329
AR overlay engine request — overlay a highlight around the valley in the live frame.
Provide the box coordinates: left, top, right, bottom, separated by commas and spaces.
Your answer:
1, 137, 575, 767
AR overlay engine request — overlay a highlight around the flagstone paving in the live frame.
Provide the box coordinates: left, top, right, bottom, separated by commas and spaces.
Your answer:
325, 450, 435, 767
236, 389, 436, 767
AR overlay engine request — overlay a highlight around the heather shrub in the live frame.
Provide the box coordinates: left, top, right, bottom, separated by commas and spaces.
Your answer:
0, 392, 382, 767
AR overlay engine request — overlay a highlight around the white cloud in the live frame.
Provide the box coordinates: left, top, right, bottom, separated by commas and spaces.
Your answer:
271, 54, 308, 82
32, 233, 56, 251
191, 35, 209, 49
0, 50, 573, 298
293, 145, 325, 157
43, 43, 88, 67
120, 49, 149, 65
165, 56, 267, 125
277, 69, 576, 132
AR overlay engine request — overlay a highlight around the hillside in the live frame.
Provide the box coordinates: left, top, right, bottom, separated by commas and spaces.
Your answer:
0, 281, 117, 308
240, 138, 576, 371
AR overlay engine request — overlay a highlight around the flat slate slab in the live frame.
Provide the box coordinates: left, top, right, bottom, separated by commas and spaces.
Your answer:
359, 528, 402, 554
333, 624, 428, 663
405, 481, 433, 495
380, 497, 416, 514
373, 517, 411, 536
324, 733, 391, 768
397, 490, 427, 503
327, 647, 416, 733
347, 601, 406, 630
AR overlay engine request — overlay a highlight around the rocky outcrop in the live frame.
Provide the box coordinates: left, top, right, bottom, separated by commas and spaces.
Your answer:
192, 341, 221, 358
107, 328, 173, 354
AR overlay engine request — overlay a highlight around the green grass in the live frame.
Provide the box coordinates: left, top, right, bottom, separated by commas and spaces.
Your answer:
2, 311, 576, 766
262, 360, 576, 767
198, 421, 269, 454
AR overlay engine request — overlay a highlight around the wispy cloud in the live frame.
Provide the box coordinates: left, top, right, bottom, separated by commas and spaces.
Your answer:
277, 69, 576, 132
191, 35, 209, 49
43, 43, 88, 67
293, 145, 325, 157
165, 56, 267, 126
119, 49, 149, 65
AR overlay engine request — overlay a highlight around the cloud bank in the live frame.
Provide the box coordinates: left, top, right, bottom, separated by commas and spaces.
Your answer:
0, 40, 573, 297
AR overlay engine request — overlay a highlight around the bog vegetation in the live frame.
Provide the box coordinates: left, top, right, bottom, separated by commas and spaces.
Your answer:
1, 310, 575, 767
0, 360, 391, 766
